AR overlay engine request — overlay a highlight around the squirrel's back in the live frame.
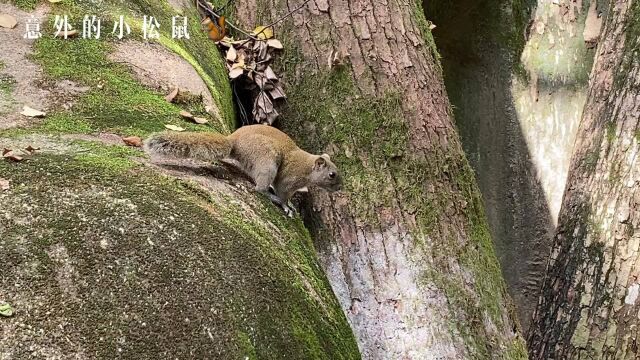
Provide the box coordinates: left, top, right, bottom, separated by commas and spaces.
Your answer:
229, 125, 299, 152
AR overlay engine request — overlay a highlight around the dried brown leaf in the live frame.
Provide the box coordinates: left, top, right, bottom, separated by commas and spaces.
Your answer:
229, 67, 244, 79
164, 124, 185, 131
255, 92, 273, 113
255, 73, 268, 89
24, 145, 40, 153
226, 46, 237, 62
253, 41, 268, 61
179, 110, 194, 120
234, 54, 245, 68
2, 148, 10, 156
3, 151, 23, 162
264, 66, 278, 81
122, 136, 143, 147
165, 87, 179, 103
193, 117, 209, 124
265, 108, 279, 125
0, 178, 9, 191
21, 105, 46, 118
269, 84, 287, 100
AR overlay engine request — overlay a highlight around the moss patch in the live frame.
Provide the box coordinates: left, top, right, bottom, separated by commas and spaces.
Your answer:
8, 0, 40, 10
27, 34, 215, 136
0, 153, 360, 359
0, 73, 16, 115
71, 140, 139, 172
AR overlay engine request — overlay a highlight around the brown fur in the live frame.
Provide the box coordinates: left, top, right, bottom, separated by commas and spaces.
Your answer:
145, 125, 342, 211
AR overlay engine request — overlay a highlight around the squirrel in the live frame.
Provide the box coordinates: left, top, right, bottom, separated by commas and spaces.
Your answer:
144, 124, 342, 215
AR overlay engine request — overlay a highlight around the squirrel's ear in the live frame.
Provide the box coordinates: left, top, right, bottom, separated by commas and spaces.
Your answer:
314, 156, 326, 168
321, 153, 331, 161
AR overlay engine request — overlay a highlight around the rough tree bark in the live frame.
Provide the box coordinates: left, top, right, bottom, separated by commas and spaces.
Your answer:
528, 0, 640, 358
236, 0, 527, 358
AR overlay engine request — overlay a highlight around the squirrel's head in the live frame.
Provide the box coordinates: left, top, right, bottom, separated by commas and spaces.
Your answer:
310, 154, 342, 191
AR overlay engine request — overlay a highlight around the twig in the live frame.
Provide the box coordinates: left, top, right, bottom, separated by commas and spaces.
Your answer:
258, 0, 312, 36
238, 0, 312, 47
232, 82, 250, 124
195, 0, 260, 40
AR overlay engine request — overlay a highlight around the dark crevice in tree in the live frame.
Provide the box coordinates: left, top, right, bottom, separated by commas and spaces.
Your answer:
424, 0, 557, 332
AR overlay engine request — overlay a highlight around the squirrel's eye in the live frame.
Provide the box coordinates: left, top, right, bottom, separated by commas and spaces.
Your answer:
329, 172, 336, 179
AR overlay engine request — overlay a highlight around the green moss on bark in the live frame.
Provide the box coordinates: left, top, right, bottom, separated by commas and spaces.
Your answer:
276, 15, 525, 357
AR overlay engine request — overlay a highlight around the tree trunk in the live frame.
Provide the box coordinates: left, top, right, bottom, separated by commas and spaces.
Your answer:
236, 1, 526, 358
528, 0, 640, 358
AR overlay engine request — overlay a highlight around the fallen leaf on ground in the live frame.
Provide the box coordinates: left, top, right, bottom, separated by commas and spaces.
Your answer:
3, 150, 23, 162
2, 148, 11, 156
165, 124, 185, 131
54, 29, 79, 38
165, 87, 179, 103
0, 14, 17, 29
429, 23, 436, 30
266, 39, 283, 49
49, 0, 63, 2
193, 117, 209, 124
122, 136, 143, 147
24, 145, 40, 153
255, 73, 268, 89
252, 26, 274, 40
21, 105, 46, 118
179, 110, 194, 120
0, 303, 13, 317
0, 178, 10, 191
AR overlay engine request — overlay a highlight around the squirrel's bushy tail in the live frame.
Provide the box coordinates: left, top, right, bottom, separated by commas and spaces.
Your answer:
144, 131, 231, 162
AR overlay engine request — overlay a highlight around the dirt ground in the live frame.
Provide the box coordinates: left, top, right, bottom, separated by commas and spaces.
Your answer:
0, 2, 51, 129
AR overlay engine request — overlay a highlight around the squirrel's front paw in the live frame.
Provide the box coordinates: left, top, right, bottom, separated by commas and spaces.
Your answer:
282, 204, 296, 218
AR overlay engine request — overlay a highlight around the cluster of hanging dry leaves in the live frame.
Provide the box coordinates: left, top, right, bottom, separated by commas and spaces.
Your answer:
217, 26, 286, 124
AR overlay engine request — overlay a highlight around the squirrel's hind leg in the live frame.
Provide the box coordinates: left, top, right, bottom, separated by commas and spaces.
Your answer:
253, 164, 294, 217
257, 188, 294, 217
